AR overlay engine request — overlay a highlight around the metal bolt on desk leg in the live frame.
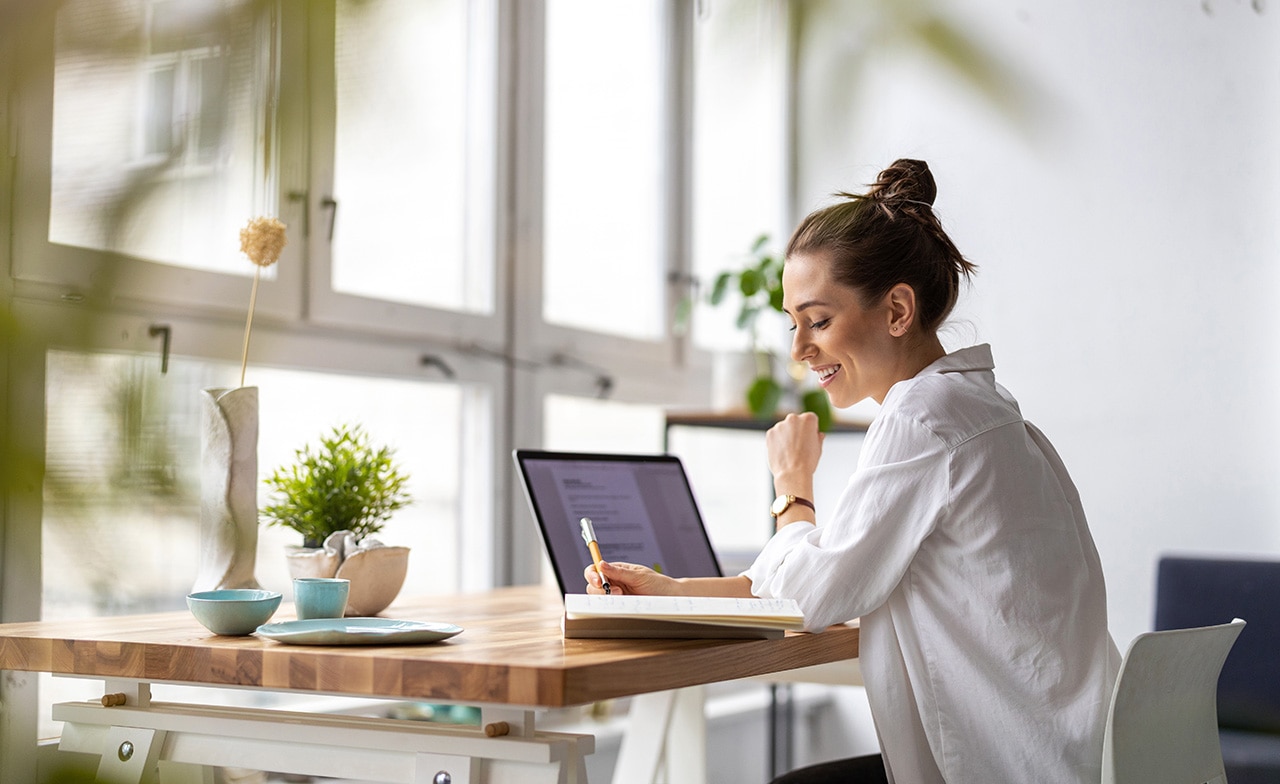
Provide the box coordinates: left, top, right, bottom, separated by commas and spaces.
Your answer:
118, 740, 135, 762
432, 772, 451, 784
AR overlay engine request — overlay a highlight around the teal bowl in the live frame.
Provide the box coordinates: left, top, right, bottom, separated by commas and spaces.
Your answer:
187, 589, 282, 636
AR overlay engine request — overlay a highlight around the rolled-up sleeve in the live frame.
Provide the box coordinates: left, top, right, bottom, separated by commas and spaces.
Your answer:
742, 410, 950, 631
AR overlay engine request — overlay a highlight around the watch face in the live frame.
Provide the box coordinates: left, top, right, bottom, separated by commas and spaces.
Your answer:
770, 495, 790, 516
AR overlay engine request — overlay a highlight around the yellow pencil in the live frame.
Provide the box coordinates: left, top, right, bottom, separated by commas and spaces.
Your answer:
579, 517, 612, 595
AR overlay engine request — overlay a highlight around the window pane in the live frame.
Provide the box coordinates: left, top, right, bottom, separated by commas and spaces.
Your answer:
49, 0, 277, 274
691, 0, 788, 351
542, 0, 665, 339
330, 0, 496, 312
665, 425, 770, 572
544, 395, 666, 454
144, 66, 176, 156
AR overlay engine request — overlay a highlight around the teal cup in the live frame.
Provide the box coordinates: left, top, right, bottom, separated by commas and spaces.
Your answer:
293, 577, 350, 620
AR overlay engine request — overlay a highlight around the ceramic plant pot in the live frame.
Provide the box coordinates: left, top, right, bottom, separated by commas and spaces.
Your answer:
284, 531, 409, 616
336, 545, 411, 616
283, 544, 342, 580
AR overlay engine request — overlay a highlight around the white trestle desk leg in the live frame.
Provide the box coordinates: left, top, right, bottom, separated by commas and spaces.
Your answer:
94, 725, 166, 784
664, 686, 706, 783
56, 680, 595, 784
413, 751, 481, 784
612, 686, 707, 784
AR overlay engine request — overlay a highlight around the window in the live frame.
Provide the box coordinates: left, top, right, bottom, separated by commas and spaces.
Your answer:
13, 0, 735, 594
8, 0, 799, 598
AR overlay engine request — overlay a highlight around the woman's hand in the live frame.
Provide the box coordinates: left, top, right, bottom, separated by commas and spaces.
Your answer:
766, 412, 823, 484
583, 561, 681, 596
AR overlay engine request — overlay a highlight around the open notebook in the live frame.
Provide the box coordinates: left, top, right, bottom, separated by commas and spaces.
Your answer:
562, 594, 805, 639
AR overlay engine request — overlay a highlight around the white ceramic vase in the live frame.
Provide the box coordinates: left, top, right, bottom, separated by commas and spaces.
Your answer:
192, 386, 263, 592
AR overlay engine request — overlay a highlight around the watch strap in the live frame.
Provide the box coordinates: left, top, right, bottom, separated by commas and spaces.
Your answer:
791, 496, 815, 512
771, 494, 815, 518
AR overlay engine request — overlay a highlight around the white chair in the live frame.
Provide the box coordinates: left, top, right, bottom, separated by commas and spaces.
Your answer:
1103, 618, 1246, 784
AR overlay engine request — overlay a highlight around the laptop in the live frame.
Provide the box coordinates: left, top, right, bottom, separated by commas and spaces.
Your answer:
513, 449, 725, 595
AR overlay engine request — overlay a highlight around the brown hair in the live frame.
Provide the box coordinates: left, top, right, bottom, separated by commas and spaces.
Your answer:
785, 159, 977, 332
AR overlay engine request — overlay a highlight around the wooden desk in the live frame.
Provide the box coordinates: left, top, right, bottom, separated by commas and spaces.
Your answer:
0, 585, 859, 783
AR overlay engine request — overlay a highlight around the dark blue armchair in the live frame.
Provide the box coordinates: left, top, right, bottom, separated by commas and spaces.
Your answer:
1155, 555, 1280, 784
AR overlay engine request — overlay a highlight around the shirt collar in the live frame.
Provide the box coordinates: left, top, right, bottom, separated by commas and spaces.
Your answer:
917, 343, 994, 378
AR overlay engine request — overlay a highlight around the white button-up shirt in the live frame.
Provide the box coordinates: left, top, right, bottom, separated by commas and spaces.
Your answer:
744, 344, 1120, 784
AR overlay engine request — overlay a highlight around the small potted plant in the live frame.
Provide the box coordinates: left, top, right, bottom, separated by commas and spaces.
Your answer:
692, 234, 833, 430
261, 424, 413, 615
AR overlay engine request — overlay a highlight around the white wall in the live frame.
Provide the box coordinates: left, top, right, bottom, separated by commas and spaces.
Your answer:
795, 0, 1280, 650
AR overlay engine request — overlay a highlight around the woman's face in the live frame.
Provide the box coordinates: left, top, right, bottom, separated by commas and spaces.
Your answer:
782, 252, 900, 407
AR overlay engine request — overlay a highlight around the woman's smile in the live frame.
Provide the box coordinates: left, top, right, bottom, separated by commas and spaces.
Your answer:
815, 364, 841, 387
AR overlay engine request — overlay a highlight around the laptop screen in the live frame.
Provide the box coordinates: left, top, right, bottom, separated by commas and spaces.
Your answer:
514, 449, 724, 594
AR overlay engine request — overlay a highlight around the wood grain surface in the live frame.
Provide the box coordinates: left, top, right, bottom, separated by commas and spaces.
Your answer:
0, 586, 859, 708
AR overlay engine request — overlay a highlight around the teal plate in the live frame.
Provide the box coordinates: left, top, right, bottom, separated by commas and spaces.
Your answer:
255, 618, 463, 646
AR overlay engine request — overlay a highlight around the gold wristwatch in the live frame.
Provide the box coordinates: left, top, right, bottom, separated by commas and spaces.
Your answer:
770, 494, 815, 518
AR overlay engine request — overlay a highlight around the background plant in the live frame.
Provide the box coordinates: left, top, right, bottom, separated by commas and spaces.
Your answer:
700, 234, 833, 430
261, 424, 412, 548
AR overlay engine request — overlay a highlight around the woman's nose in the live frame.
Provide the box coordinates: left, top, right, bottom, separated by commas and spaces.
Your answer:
791, 329, 815, 363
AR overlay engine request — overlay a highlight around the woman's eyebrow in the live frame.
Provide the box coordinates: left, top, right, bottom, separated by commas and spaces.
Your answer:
791, 299, 828, 313
783, 299, 826, 319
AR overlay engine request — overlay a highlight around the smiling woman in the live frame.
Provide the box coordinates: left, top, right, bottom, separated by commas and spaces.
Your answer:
588, 159, 1121, 784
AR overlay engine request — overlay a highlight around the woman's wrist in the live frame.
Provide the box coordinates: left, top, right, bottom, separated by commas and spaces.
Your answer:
772, 471, 814, 496
676, 575, 754, 598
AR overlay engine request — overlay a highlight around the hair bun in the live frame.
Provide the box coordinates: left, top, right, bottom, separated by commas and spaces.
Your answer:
870, 158, 937, 206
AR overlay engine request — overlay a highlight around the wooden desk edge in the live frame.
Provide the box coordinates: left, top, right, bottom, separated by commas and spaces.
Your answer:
0, 588, 860, 708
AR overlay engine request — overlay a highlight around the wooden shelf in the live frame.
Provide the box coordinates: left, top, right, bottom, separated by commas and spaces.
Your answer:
664, 411, 869, 433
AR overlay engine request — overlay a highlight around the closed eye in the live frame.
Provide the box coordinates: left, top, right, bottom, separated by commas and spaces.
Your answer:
788, 317, 831, 333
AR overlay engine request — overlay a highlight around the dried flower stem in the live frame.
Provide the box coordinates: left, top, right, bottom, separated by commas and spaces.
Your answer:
240, 266, 261, 387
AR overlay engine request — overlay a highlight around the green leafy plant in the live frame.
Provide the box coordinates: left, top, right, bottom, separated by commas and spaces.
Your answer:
698, 235, 833, 431
261, 424, 412, 548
